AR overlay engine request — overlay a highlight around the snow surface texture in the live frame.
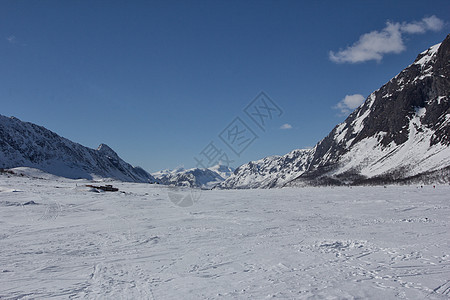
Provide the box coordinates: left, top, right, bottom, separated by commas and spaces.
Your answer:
1, 173, 449, 299
0, 115, 157, 183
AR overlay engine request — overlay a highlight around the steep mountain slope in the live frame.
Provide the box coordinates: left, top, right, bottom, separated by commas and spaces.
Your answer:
0, 115, 157, 183
153, 165, 233, 188
220, 34, 450, 188
218, 149, 314, 189
288, 34, 450, 186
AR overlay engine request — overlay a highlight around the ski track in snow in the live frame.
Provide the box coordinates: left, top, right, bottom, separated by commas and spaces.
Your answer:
0, 175, 449, 299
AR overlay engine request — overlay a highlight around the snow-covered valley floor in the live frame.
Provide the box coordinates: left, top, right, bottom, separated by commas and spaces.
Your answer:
1, 174, 449, 299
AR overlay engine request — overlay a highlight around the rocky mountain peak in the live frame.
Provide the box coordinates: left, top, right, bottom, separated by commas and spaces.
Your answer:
97, 143, 120, 159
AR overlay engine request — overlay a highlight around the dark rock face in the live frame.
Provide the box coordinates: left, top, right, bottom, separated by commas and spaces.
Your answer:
0, 115, 157, 183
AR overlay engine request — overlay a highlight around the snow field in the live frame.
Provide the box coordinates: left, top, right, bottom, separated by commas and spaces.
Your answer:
0, 175, 449, 299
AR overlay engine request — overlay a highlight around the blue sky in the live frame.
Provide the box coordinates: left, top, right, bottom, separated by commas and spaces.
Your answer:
1, 0, 449, 172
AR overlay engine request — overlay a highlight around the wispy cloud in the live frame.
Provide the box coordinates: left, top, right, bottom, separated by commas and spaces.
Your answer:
280, 123, 292, 130
6, 35, 17, 44
329, 15, 444, 63
401, 15, 444, 33
334, 94, 365, 115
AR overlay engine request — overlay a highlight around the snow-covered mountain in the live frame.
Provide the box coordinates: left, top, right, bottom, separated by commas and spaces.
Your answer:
0, 115, 157, 183
208, 164, 235, 180
153, 165, 234, 188
220, 34, 450, 188
218, 149, 313, 189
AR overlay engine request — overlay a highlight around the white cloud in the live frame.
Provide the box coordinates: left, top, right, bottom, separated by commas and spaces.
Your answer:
330, 22, 404, 63
401, 15, 444, 33
280, 123, 292, 130
400, 22, 426, 34
422, 15, 444, 31
330, 15, 444, 63
334, 94, 365, 115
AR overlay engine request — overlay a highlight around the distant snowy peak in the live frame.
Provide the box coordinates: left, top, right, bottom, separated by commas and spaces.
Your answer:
153, 165, 229, 188
0, 115, 157, 183
152, 167, 186, 177
218, 148, 314, 189
208, 164, 235, 179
